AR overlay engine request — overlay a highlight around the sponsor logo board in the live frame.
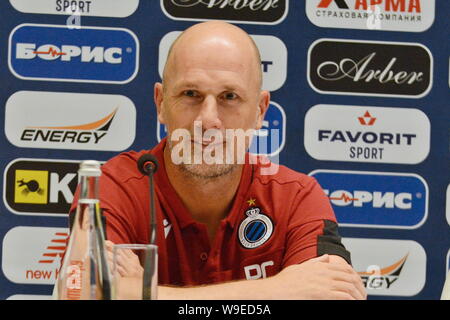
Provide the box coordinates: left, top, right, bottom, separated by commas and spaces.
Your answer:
3, 158, 82, 216
306, 0, 435, 32
160, 0, 288, 25
5, 91, 136, 151
304, 104, 430, 164
309, 170, 428, 229
158, 31, 287, 92
9, 0, 139, 17
2, 226, 68, 285
308, 38, 432, 98
342, 237, 426, 296
9, 24, 139, 84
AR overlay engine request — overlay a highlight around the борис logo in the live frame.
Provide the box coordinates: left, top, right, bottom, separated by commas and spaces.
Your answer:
160, 0, 288, 25
306, 0, 435, 32
304, 104, 430, 164
307, 39, 432, 98
9, 24, 139, 83
309, 170, 428, 229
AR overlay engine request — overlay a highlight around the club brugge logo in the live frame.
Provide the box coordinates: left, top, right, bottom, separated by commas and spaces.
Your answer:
238, 207, 273, 249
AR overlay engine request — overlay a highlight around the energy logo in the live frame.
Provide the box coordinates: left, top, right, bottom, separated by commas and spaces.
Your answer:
342, 238, 426, 296
14, 170, 48, 204
21, 108, 117, 145
4, 159, 81, 216
5, 91, 136, 151
358, 254, 408, 290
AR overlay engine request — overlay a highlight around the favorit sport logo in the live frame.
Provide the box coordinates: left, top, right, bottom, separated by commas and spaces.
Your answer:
309, 170, 428, 229
304, 104, 430, 164
9, 24, 139, 83
306, 0, 435, 32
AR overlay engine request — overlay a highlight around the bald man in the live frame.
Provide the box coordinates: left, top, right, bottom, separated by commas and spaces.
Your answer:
72, 21, 366, 300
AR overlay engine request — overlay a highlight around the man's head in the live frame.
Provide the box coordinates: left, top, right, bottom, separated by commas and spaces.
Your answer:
154, 21, 270, 179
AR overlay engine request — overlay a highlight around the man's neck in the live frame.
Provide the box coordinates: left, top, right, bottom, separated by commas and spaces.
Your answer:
163, 146, 243, 241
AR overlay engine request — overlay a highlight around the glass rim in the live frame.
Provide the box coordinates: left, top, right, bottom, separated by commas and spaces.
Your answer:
113, 243, 158, 250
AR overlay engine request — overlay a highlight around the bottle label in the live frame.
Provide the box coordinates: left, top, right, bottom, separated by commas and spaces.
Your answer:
66, 261, 83, 300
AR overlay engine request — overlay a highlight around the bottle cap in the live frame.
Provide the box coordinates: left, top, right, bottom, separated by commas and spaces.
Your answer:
78, 160, 102, 177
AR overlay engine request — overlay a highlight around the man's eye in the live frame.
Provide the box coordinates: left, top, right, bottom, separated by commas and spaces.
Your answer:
223, 92, 237, 100
184, 90, 197, 97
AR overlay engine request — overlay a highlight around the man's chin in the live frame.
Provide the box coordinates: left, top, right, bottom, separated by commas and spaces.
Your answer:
179, 163, 237, 180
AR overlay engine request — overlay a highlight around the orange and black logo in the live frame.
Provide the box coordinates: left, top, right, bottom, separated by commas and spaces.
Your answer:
358, 254, 409, 290
4, 159, 80, 215
20, 108, 117, 144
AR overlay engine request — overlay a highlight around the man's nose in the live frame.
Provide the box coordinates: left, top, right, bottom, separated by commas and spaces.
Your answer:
195, 95, 222, 130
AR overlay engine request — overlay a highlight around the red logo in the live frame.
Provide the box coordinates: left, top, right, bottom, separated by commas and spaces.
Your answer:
318, 0, 350, 8
318, 0, 422, 13
358, 111, 377, 126
38, 232, 68, 266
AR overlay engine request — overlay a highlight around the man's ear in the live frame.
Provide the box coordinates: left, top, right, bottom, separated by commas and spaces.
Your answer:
255, 90, 270, 130
154, 82, 166, 124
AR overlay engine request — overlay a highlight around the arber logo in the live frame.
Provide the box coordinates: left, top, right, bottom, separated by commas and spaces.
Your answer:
5, 91, 136, 151
160, 0, 288, 25
8, 24, 139, 83
306, 0, 435, 32
3, 159, 82, 216
307, 39, 432, 98
309, 170, 428, 229
304, 104, 430, 164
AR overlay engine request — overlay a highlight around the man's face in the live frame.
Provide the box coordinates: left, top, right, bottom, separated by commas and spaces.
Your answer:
156, 35, 269, 179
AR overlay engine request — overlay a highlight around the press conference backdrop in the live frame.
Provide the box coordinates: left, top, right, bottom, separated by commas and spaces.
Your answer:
0, 0, 449, 300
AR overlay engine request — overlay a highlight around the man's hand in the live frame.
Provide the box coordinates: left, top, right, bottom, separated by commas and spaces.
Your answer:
269, 254, 367, 300
105, 241, 366, 300
105, 240, 144, 299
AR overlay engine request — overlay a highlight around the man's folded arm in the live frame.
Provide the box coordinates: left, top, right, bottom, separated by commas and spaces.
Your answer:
158, 254, 366, 300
